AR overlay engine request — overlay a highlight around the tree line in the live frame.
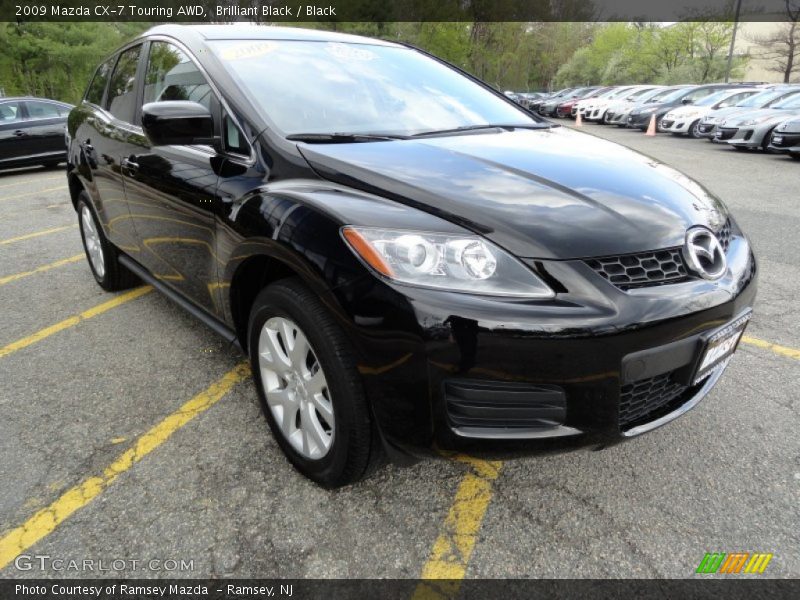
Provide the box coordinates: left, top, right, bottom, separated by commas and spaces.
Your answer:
0, 19, 796, 105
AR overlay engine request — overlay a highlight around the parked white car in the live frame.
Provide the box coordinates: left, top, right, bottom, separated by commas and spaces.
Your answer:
661, 88, 761, 137
583, 86, 652, 123
576, 86, 629, 120
604, 86, 665, 125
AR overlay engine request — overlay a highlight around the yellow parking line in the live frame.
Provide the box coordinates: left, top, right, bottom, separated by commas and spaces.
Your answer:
0, 362, 251, 570
741, 336, 800, 361
0, 254, 84, 286
0, 224, 76, 246
412, 456, 503, 599
0, 186, 67, 202
0, 286, 152, 360
0, 176, 62, 190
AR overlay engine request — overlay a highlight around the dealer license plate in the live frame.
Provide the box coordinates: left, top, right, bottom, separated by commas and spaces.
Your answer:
694, 311, 751, 385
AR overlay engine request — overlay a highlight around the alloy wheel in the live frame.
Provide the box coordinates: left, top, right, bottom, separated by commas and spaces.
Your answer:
80, 205, 105, 278
258, 316, 335, 459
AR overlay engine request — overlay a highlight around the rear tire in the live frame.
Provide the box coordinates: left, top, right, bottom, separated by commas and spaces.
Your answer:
733, 145, 749, 152
247, 278, 381, 488
77, 192, 139, 291
790, 153, 800, 161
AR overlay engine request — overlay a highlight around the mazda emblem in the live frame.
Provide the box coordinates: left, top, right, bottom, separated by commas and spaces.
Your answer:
683, 227, 727, 280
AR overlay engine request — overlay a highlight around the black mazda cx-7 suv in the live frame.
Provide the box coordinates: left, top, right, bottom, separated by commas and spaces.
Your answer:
66, 25, 757, 487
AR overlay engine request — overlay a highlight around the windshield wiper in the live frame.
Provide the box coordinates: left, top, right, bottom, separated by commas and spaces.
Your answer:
286, 133, 406, 143
410, 123, 558, 138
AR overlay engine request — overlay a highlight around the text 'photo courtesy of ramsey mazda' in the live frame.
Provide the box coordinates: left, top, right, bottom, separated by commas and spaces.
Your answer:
66, 25, 756, 488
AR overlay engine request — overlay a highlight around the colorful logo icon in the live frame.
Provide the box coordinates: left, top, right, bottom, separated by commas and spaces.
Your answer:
696, 552, 773, 574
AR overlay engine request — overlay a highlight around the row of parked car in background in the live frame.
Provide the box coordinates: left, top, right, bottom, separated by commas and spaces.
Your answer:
507, 83, 800, 160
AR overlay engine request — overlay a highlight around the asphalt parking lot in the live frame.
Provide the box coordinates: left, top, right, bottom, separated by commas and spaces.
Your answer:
0, 125, 798, 582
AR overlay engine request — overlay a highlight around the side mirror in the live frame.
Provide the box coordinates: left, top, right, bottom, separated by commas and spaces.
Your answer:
141, 101, 215, 146
682, 98, 693, 105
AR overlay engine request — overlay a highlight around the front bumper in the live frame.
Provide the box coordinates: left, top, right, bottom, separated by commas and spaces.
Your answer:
607, 111, 630, 125
662, 118, 694, 134
343, 232, 757, 459
768, 131, 800, 153
722, 125, 771, 148
697, 122, 719, 138
627, 113, 657, 129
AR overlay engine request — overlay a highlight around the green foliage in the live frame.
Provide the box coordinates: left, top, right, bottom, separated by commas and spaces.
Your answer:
555, 22, 748, 87
0, 22, 149, 103
0, 20, 750, 103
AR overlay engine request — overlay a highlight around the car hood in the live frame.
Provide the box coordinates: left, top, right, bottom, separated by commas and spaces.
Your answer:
298, 128, 728, 260
703, 106, 751, 121
776, 118, 800, 133
631, 101, 677, 115
666, 105, 704, 116
727, 107, 799, 126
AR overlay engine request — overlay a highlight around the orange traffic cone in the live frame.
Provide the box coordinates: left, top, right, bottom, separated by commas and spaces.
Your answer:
645, 114, 657, 136
575, 111, 583, 127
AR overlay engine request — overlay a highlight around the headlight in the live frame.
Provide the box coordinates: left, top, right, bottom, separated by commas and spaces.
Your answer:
342, 227, 554, 298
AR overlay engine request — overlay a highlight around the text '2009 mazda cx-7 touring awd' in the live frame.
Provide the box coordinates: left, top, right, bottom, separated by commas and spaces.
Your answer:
66, 25, 757, 487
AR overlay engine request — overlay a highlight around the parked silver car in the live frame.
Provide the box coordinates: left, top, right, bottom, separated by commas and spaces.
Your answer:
715, 94, 800, 150
767, 116, 800, 159
697, 86, 800, 139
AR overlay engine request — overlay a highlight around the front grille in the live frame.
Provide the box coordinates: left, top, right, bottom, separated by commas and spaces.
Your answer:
586, 219, 733, 290
619, 371, 690, 429
585, 248, 689, 289
716, 127, 736, 140
717, 218, 732, 252
661, 119, 675, 128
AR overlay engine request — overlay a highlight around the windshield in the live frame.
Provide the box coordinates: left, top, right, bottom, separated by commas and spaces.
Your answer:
736, 89, 784, 108
659, 87, 696, 103
211, 40, 535, 136
641, 87, 676, 103
695, 90, 733, 107
623, 87, 652, 101
772, 94, 800, 109
607, 87, 634, 99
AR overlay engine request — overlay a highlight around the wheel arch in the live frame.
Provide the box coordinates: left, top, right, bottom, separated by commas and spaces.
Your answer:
67, 171, 86, 211
228, 253, 299, 351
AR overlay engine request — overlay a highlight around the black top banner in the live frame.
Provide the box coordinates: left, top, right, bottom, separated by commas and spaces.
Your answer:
0, 0, 798, 22
2, 579, 800, 600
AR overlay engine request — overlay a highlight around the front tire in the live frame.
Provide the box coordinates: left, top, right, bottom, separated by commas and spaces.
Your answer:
77, 192, 138, 291
689, 120, 702, 139
247, 279, 380, 487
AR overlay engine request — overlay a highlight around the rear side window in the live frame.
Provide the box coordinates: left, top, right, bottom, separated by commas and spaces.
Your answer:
86, 58, 114, 106
106, 44, 142, 123
143, 42, 212, 109
24, 101, 69, 119
0, 101, 23, 123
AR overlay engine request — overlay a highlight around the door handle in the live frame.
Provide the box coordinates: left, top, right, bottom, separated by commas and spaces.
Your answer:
13, 130, 27, 137
121, 157, 139, 174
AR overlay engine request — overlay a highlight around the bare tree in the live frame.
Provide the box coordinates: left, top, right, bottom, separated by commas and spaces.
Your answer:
749, 1, 800, 83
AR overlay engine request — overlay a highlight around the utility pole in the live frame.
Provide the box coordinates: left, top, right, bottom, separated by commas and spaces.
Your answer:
725, 0, 744, 82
